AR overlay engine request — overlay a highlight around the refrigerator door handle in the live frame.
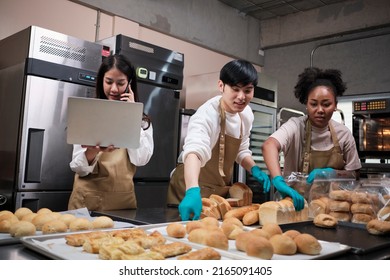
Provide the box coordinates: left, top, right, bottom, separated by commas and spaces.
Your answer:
25, 128, 45, 183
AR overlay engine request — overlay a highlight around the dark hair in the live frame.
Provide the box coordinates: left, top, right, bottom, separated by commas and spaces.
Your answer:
220, 59, 258, 87
96, 54, 151, 129
294, 67, 347, 104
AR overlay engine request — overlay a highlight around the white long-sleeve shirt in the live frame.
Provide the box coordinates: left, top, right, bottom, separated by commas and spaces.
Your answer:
70, 125, 154, 177
178, 95, 253, 167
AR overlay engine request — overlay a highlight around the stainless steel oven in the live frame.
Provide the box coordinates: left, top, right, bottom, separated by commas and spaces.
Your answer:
352, 94, 390, 175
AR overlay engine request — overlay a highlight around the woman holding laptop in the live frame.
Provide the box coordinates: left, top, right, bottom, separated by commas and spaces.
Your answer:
68, 54, 154, 211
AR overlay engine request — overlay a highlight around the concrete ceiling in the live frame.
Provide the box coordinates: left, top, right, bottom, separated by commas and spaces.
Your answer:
218, 0, 350, 20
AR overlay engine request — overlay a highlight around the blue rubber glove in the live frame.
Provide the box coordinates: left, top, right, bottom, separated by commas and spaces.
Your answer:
251, 166, 271, 193
306, 168, 336, 184
178, 187, 202, 221
272, 176, 305, 211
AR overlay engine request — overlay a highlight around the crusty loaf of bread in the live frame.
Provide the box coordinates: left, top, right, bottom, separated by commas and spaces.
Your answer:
259, 198, 309, 225
228, 183, 253, 206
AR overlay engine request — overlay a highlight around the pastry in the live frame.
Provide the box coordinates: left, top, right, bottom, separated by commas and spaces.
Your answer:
177, 247, 221, 260
150, 242, 192, 257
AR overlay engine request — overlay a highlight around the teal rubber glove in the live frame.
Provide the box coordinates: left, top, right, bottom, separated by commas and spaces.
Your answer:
251, 166, 271, 193
307, 168, 336, 184
272, 176, 305, 211
178, 187, 202, 221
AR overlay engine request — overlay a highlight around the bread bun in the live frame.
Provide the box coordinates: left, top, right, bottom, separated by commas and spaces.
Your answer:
294, 233, 322, 255
350, 203, 375, 215
0, 217, 19, 233
185, 220, 204, 233
249, 228, 270, 239
188, 228, 228, 250
244, 236, 274, 259
200, 216, 219, 228
366, 219, 390, 235
329, 190, 351, 201
201, 198, 221, 219
166, 223, 186, 238
223, 204, 260, 220
92, 216, 114, 229
37, 208, 52, 215
351, 213, 374, 224
261, 223, 283, 237
351, 192, 373, 204
69, 217, 93, 232
14, 207, 33, 220
329, 200, 351, 212
313, 213, 338, 228
283, 229, 301, 240
242, 210, 259, 225
59, 214, 77, 228
0, 211, 16, 221
269, 234, 297, 255
42, 220, 68, 234
220, 222, 244, 240
329, 211, 351, 222
309, 199, 326, 217
222, 217, 243, 228
21, 212, 38, 223
9, 221, 36, 237
32, 213, 57, 231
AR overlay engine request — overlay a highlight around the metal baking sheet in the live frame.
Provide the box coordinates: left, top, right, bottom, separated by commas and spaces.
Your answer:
139, 222, 351, 260
278, 221, 390, 254
20, 228, 236, 260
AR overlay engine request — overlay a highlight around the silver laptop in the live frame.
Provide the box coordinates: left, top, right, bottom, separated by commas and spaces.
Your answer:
66, 97, 143, 148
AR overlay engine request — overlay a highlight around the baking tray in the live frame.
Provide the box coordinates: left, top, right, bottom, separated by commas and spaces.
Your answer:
20, 228, 238, 260
139, 222, 351, 260
278, 221, 390, 254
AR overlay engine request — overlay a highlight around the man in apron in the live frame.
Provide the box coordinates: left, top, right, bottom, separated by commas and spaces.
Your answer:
167, 59, 270, 220
262, 67, 361, 211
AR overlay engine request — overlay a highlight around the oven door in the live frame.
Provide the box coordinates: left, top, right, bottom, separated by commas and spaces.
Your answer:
353, 114, 390, 159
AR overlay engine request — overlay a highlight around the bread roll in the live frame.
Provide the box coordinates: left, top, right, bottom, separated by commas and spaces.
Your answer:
166, 223, 186, 238
0, 211, 16, 222
42, 220, 68, 234
249, 228, 270, 239
269, 234, 297, 255
69, 217, 93, 231
329, 200, 351, 212
222, 217, 243, 228
92, 216, 114, 229
235, 231, 254, 251
366, 219, 390, 235
242, 210, 259, 225
21, 212, 38, 223
329, 190, 351, 201
221, 222, 244, 239
351, 192, 373, 204
9, 221, 36, 237
313, 213, 338, 228
350, 203, 375, 215
351, 213, 374, 224
14, 207, 33, 220
0, 217, 19, 233
200, 216, 219, 228
32, 213, 57, 231
309, 199, 326, 217
185, 220, 204, 233
261, 223, 283, 237
37, 208, 52, 215
329, 211, 351, 222
223, 204, 260, 220
188, 228, 228, 250
283, 229, 301, 240
294, 233, 322, 255
59, 213, 77, 228
244, 236, 274, 260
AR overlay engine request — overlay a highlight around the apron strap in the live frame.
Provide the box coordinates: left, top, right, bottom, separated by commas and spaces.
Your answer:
302, 119, 311, 174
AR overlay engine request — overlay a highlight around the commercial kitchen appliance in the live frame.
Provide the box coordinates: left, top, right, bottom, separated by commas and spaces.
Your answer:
0, 26, 102, 211
98, 35, 184, 208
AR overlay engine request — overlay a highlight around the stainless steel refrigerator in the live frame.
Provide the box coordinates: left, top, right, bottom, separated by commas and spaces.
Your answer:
0, 26, 102, 211
98, 35, 184, 207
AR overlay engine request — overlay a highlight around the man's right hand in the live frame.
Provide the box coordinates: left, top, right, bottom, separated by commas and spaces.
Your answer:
178, 187, 202, 221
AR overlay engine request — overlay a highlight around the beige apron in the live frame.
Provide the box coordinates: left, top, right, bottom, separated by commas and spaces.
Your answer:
167, 102, 242, 205
301, 120, 345, 174
68, 148, 137, 211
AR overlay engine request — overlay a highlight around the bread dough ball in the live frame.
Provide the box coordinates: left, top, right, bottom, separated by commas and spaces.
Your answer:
42, 220, 68, 234
14, 207, 33, 220
9, 221, 36, 237
92, 216, 114, 229
69, 218, 93, 232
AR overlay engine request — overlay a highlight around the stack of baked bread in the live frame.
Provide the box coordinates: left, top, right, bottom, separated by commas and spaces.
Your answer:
226, 182, 253, 207
0, 207, 115, 237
